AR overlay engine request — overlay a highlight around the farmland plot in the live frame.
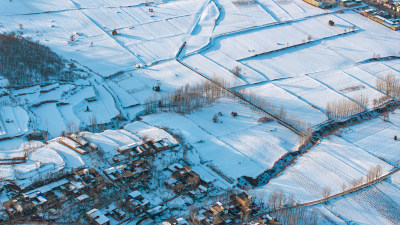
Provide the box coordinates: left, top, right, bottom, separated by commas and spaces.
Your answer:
275, 75, 352, 113
31, 103, 67, 138
181, 54, 247, 87
137, 60, 208, 89
210, 14, 354, 61
341, 118, 400, 166
140, 99, 299, 179
243, 83, 327, 125
328, 191, 395, 225
309, 69, 387, 108
260, 136, 392, 202
213, 0, 277, 35
203, 51, 267, 84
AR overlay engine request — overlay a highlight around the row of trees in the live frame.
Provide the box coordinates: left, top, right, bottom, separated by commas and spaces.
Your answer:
376, 73, 400, 98
143, 77, 228, 114
326, 94, 368, 119
0, 33, 81, 88
267, 189, 318, 225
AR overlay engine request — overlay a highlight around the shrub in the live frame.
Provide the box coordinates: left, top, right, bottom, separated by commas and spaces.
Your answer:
258, 116, 273, 123
232, 66, 242, 77
213, 114, 218, 123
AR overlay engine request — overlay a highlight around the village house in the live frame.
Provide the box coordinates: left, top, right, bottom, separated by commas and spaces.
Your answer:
121, 190, 151, 214
69, 133, 98, 151
162, 216, 189, 225
147, 205, 165, 218
4, 179, 73, 217
86, 208, 110, 225
103, 159, 148, 182
57, 137, 88, 155
248, 215, 283, 225
116, 140, 174, 157
117, 142, 138, 154
74, 168, 108, 191
3, 199, 23, 217
235, 192, 253, 213
75, 194, 90, 203
340, 0, 361, 7
104, 205, 126, 221
165, 163, 209, 194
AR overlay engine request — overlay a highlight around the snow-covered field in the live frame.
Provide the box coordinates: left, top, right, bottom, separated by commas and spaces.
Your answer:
140, 99, 299, 181
261, 135, 393, 201
1, 0, 400, 223
253, 114, 400, 224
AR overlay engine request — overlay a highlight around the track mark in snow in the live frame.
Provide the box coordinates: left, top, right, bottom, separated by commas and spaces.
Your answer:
353, 186, 400, 224
287, 169, 324, 198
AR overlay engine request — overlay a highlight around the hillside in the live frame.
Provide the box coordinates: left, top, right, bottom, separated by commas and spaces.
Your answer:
0, 33, 81, 88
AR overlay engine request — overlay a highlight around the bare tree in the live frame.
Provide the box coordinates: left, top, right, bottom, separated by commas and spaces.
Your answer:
322, 186, 331, 201
341, 182, 347, 192
232, 66, 242, 77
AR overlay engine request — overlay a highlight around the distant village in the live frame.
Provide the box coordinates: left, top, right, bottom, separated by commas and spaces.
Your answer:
301, 0, 400, 30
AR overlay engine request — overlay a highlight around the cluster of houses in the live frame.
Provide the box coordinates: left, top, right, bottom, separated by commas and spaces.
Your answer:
303, 0, 363, 9
86, 205, 128, 225
118, 139, 177, 155
302, 0, 338, 9
175, 192, 281, 225
120, 190, 151, 216
87, 190, 162, 225
362, 8, 400, 30
374, 0, 400, 13
339, 0, 362, 7
103, 159, 148, 183
164, 163, 209, 197
113, 139, 178, 163
54, 133, 98, 155
3, 168, 109, 218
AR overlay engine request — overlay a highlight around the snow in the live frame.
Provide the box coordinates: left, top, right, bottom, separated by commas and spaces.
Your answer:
243, 83, 328, 125
29, 146, 65, 167
48, 141, 85, 169
261, 136, 393, 203
213, 0, 277, 35
340, 116, 400, 165
32, 103, 67, 138
0, 105, 29, 138
327, 183, 400, 225
140, 99, 298, 179
309, 69, 386, 108
106, 81, 139, 108
0, 0, 400, 221
275, 75, 352, 113
124, 121, 178, 145
207, 14, 354, 62
80, 131, 119, 158
136, 60, 207, 89
203, 51, 267, 84
185, 1, 220, 54
181, 54, 246, 87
